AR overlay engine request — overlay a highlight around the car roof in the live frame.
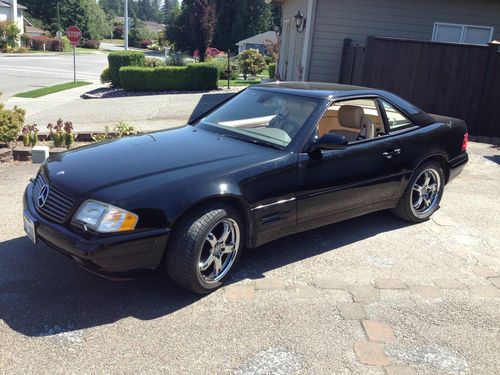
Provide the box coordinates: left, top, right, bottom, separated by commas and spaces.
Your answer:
251, 81, 435, 126
253, 81, 381, 99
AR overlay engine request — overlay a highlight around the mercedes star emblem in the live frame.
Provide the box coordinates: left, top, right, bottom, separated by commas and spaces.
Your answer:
37, 185, 50, 208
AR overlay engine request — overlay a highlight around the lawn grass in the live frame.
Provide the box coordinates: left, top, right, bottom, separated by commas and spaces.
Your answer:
218, 79, 261, 87
14, 81, 92, 98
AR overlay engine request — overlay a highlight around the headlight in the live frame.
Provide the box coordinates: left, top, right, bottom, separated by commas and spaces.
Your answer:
72, 200, 138, 233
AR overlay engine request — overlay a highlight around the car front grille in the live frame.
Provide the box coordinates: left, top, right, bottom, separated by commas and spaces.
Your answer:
32, 174, 76, 223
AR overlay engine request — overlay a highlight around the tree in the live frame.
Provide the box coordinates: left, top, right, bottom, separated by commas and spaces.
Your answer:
165, 2, 193, 52
19, 0, 111, 41
187, 0, 217, 62
238, 49, 266, 79
162, 0, 179, 20
99, 0, 123, 16
213, 0, 274, 52
57, 0, 112, 40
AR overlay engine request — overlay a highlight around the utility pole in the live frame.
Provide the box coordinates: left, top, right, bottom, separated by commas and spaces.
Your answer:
124, 0, 129, 50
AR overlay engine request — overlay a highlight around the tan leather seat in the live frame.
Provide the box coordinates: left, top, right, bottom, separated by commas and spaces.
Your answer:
336, 105, 375, 141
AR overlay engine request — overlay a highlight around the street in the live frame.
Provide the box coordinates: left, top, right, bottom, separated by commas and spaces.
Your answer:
0, 53, 107, 99
1, 52, 235, 133
0, 142, 499, 374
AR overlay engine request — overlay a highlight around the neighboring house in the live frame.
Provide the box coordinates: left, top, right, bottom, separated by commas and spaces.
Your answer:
270, 0, 500, 82
23, 18, 46, 38
24, 24, 46, 38
0, 0, 25, 34
115, 17, 165, 35
236, 30, 278, 55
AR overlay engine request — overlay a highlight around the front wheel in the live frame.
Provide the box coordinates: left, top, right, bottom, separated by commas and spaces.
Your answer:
165, 203, 244, 294
392, 161, 444, 222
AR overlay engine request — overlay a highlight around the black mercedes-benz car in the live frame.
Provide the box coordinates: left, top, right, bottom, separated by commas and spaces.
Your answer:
23, 82, 468, 293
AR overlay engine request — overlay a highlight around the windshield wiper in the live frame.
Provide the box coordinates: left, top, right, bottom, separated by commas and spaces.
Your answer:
221, 133, 283, 150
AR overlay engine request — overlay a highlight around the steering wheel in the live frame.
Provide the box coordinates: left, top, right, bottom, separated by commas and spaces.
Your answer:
269, 114, 301, 138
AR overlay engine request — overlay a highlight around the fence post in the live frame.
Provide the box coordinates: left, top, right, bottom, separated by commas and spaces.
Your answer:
361, 36, 376, 85
338, 38, 352, 84
474, 42, 499, 136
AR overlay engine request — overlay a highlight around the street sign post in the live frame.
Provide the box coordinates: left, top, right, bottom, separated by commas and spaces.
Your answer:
66, 26, 82, 83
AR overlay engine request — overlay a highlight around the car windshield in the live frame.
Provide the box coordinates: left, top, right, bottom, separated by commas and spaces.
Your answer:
197, 88, 320, 148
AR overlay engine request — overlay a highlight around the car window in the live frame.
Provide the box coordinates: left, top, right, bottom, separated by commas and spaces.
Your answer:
198, 89, 319, 148
316, 98, 385, 144
381, 100, 414, 131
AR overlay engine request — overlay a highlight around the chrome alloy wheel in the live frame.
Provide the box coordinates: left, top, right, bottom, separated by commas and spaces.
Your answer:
411, 168, 441, 218
198, 218, 240, 283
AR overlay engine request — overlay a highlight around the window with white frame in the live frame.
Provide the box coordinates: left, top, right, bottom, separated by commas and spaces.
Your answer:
432, 22, 494, 45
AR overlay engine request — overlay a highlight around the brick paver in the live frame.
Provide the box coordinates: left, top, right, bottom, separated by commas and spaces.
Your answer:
313, 277, 348, 290
374, 278, 408, 290
432, 279, 466, 289
488, 277, 500, 289
349, 285, 380, 303
254, 277, 286, 290
471, 266, 498, 278
337, 302, 366, 320
353, 341, 390, 366
362, 320, 396, 343
411, 285, 441, 299
469, 285, 500, 298
224, 285, 255, 301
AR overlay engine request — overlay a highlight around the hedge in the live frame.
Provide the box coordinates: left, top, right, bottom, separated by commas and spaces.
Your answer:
268, 63, 276, 79
108, 51, 145, 87
119, 64, 219, 91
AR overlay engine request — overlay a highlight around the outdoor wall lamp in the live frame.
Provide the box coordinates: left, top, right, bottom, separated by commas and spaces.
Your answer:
294, 10, 306, 33
274, 25, 282, 37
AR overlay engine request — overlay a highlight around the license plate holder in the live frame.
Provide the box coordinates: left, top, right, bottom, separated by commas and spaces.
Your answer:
23, 212, 37, 244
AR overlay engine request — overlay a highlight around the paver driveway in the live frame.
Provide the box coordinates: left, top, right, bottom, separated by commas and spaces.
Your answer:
0, 142, 499, 374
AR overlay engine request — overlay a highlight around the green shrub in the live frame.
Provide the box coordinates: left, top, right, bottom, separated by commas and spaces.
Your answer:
113, 121, 137, 137
100, 67, 111, 83
144, 57, 165, 67
120, 64, 218, 92
0, 98, 25, 143
207, 57, 238, 80
268, 63, 276, 79
238, 49, 266, 79
108, 51, 145, 87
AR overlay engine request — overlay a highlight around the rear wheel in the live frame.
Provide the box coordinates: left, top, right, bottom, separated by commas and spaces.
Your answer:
392, 161, 444, 222
165, 203, 243, 294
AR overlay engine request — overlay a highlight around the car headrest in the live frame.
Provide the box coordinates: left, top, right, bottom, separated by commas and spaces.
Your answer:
338, 105, 364, 129
284, 100, 316, 118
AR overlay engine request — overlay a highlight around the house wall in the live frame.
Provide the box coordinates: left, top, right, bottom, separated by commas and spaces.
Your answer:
0, 7, 10, 22
278, 0, 310, 80
302, 0, 500, 82
0, 7, 24, 34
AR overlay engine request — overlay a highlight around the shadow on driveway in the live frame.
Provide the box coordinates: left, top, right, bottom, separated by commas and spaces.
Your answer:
0, 210, 409, 337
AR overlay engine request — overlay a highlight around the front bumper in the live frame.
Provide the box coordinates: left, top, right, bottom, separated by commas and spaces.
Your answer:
448, 152, 468, 183
23, 182, 170, 279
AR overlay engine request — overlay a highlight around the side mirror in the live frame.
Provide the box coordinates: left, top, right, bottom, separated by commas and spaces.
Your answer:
310, 132, 349, 152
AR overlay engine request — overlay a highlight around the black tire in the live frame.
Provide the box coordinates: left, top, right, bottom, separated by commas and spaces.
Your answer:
165, 203, 244, 294
392, 161, 445, 223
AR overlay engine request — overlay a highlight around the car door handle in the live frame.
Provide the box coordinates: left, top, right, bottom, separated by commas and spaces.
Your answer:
382, 149, 401, 159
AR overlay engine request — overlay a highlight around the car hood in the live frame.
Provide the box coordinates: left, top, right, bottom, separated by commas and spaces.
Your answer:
41, 126, 282, 197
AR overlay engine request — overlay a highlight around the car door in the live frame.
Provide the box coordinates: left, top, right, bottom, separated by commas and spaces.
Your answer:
295, 97, 407, 225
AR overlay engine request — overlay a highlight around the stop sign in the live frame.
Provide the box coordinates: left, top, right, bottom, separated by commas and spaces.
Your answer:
66, 26, 82, 46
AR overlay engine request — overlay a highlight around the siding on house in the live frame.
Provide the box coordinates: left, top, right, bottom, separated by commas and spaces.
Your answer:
307, 0, 500, 82
278, 0, 309, 80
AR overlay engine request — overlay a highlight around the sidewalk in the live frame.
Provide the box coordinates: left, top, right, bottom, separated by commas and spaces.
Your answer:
5, 85, 237, 132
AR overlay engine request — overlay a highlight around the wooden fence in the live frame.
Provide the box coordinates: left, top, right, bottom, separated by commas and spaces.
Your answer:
339, 36, 500, 137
